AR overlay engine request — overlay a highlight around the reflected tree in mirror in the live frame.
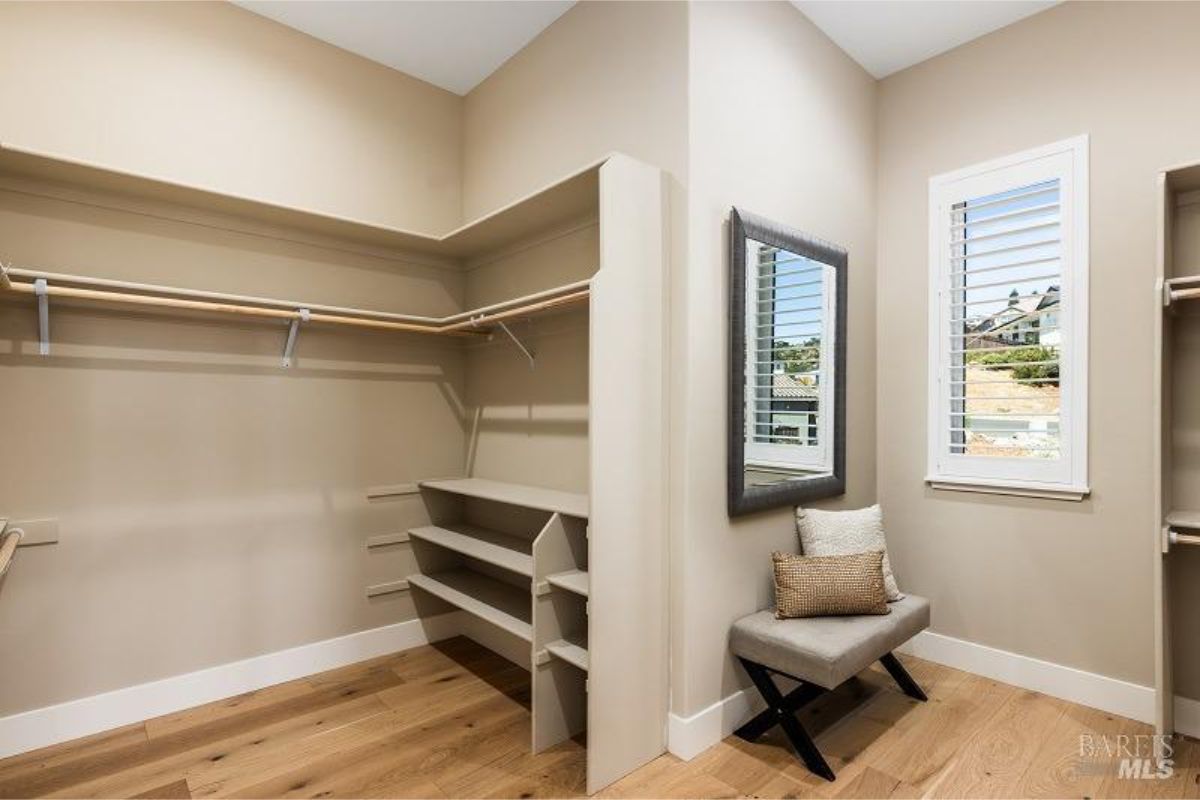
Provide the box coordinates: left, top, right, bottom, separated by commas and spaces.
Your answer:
728, 209, 846, 516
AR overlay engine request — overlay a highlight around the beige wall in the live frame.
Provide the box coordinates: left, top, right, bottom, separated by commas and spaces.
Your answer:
876, 0, 1200, 690
0, 1, 469, 715
677, 1, 877, 715
0, 185, 467, 715
461, 1, 688, 220
0, 1, 462, 234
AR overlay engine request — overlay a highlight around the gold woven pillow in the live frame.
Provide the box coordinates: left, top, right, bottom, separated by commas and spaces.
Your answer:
772, 550, 890, 619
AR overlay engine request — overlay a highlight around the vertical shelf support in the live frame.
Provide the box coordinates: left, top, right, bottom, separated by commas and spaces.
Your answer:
34, 278, 49, 356
282, 308, 310, 368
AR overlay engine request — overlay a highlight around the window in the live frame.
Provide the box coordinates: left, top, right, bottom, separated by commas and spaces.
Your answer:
927, 136, 1089, 499
745, 242, 836, 474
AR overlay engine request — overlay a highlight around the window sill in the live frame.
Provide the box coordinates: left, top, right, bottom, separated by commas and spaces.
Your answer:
925, 476, 1090, 502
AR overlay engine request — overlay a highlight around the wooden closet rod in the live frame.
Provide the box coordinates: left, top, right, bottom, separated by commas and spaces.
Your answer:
0, 264, 591, 337
1170, 286, 1200, 303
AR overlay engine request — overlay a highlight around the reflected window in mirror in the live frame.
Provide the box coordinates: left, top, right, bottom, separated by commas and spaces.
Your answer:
729, 209, 846, 516
745, 243, 834, 479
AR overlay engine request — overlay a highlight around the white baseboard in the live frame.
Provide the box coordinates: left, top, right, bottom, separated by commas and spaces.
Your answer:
0, 612, 461, 760
1174, 694, 1200, 738
667, 686, 757, 761
668, 629, 1200, 762
898, 630, 1155, 725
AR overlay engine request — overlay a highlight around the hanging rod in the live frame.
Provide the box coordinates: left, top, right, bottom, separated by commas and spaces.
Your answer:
1, 265, 591, 328
1163, 275, 1200, 305
1169, 286, 1200, 304
0, 263, 591, 339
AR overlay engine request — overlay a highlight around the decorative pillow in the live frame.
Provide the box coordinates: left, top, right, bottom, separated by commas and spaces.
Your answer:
772, 551, 889, 618
796, 505, 903, 601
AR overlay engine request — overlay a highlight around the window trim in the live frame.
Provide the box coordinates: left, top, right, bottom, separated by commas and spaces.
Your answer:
926, 136, 1090, 501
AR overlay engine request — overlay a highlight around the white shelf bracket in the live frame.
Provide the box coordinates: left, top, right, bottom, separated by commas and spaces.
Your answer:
282, 308, 310, 368
34, 278, 49, 356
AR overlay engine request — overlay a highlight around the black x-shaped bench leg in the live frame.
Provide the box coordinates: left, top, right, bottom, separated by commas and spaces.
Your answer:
734, 653, 926, 782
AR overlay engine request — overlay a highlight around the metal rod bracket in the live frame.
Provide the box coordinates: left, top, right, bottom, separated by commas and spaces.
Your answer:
496, 320, 535, 370
34, 278, 49, 356
282, 308, 310, 368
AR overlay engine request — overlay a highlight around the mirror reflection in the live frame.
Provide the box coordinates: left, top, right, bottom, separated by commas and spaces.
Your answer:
744, 240, 834, 487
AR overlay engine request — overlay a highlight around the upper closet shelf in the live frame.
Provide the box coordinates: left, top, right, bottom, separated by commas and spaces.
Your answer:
420, 478, 589, 518
0, 144, 601, 262
1166, 510, 1200, 531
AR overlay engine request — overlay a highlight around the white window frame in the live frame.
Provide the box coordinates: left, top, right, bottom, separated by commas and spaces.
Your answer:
744, 242, 836, 474
926, 136, 1090, 501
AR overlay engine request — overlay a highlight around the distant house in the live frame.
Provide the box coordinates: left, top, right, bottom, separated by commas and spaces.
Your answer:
754, 372, 819, 444
964, 286, 1059, 349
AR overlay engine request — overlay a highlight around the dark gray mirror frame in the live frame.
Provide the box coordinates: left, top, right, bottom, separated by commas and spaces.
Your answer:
728, 208, 848, 517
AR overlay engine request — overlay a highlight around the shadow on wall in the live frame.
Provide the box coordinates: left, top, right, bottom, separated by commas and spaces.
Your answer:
463, 310, 589, 492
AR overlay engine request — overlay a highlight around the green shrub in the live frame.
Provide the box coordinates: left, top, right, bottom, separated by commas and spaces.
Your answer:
965, 346, 1059, 385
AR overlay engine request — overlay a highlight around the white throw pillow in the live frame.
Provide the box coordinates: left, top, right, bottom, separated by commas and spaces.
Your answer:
795, 505, 903, 601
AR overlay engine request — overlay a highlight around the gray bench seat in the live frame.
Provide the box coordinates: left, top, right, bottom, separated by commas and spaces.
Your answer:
730, 594, 930, 689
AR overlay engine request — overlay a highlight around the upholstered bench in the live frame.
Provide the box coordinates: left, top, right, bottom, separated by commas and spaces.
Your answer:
729, 595, 931, 781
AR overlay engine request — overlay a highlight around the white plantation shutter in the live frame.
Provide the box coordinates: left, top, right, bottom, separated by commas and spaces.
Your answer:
744, 243, 835, 472
927, 137, 1089, 498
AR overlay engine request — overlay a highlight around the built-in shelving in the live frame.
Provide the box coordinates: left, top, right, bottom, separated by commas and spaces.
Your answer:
408, 523, 534, 576
545, 635, 589, 672
420, 477, 588, 518
546, 569, 589, 597
407, 570, 532, 642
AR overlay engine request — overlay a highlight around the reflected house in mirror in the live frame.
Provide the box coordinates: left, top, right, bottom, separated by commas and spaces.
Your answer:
728, 208, 847, 516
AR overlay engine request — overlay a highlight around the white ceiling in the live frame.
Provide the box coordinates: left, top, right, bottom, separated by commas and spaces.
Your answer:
792, 1, 1060, 78
235, 1, 575, 95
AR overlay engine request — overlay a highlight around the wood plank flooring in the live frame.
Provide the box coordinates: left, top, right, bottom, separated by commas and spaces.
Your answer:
0, 636, 1193, 799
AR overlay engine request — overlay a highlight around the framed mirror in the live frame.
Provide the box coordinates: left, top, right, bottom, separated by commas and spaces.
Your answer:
728, 208, 847, 516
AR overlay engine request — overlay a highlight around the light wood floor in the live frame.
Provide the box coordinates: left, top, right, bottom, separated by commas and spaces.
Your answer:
0, 636, 1194, 799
